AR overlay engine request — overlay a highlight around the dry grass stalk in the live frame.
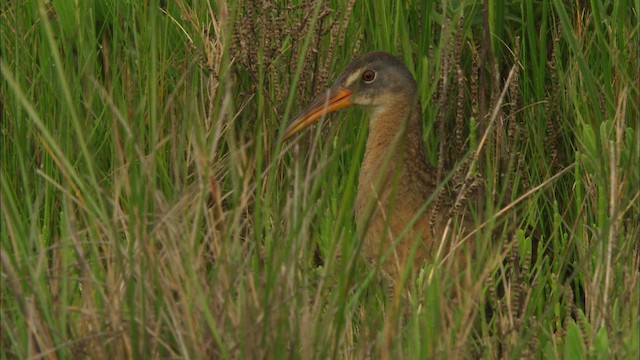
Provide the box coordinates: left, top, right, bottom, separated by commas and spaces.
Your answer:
508, 37, 521, 157
435, 15, 452, 185
546, 30, 561, 170
453, 13, 466, 161
471, 47, 480, 122
231, 0, 354, 112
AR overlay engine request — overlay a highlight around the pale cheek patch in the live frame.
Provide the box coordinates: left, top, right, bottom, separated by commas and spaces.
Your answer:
344, 69, 363, 88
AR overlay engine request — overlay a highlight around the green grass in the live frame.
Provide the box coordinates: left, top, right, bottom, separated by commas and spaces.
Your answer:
1, 0, 638, 358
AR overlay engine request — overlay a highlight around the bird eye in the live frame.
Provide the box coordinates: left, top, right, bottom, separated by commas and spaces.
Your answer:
362, 69, 376, 83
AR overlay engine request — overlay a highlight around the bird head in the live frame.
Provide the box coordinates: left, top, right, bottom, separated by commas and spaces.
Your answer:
282, 52, 417, 140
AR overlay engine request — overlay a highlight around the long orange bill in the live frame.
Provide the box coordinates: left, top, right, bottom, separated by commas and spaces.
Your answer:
282, 85, 353, 140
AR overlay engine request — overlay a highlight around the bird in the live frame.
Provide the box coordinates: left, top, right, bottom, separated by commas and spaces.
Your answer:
281, 51, 473, 281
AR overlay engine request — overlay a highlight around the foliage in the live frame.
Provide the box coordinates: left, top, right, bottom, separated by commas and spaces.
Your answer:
1, 0, 637, 358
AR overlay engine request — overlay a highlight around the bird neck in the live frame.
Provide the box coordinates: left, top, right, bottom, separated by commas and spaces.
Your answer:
355, 96, 433, 233
361, 99, 427, 179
